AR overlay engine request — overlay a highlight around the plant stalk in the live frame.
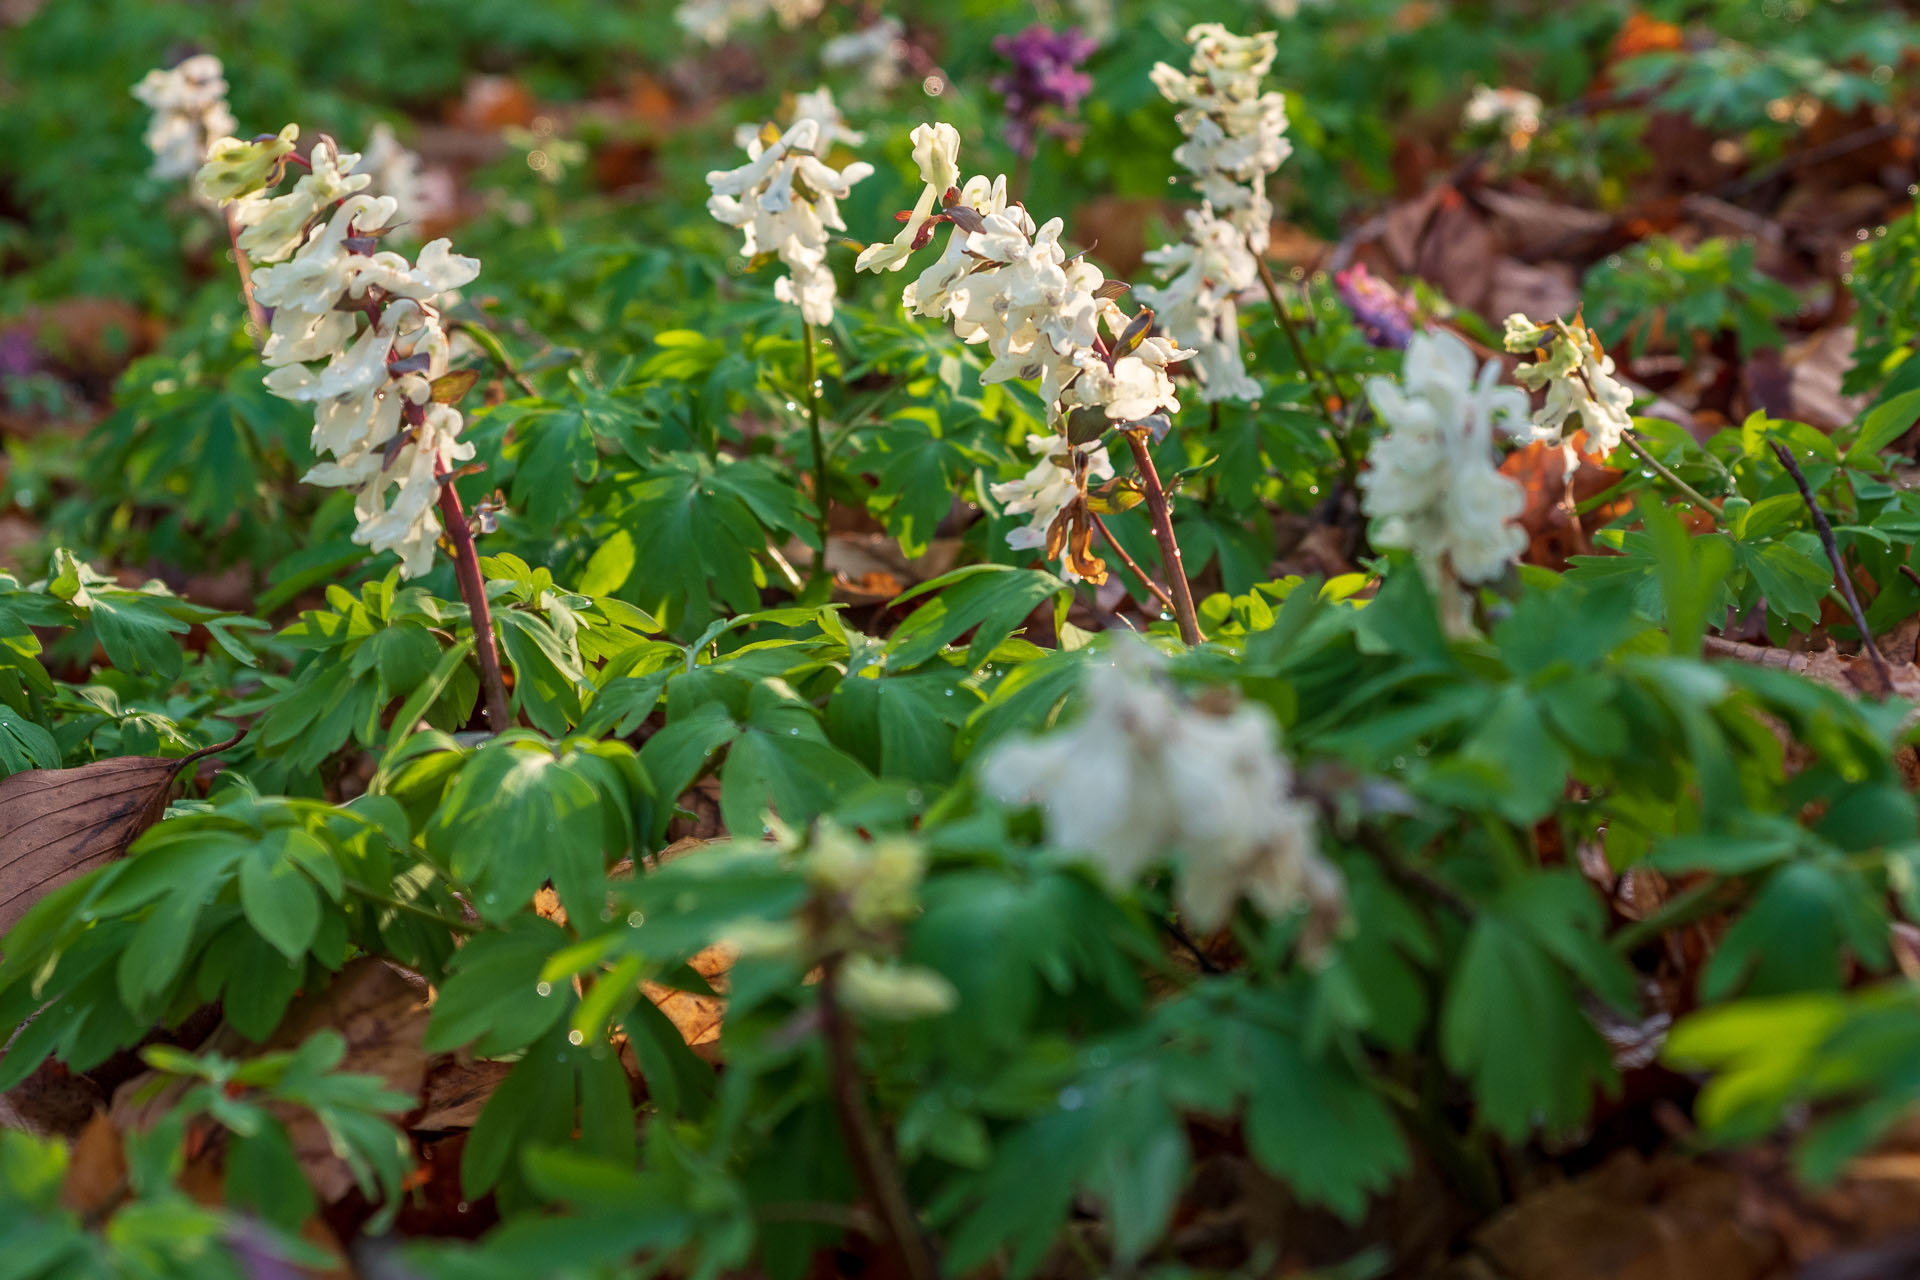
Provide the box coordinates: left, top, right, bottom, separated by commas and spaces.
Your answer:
802, 320, 832, 590
224, 206, 271, 339
1769, 439, 1893, 692
436, 482, 514, 731
1252, 254, 1357, 484
1090, 511, 1176, 614
1620, 432, 1722, 523
1122, 432, 1205, 645
818, 960, 942, 1280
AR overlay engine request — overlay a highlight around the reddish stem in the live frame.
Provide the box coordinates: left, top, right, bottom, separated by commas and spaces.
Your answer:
224, 206, 270, 338
436, 482, 513, 731
1122, 433, 1205, 646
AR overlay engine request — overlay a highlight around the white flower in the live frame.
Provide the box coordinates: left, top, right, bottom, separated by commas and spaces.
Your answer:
1503, 313, 1636, 457
708, 114, 873, 326
1362, 330, 1529, 627
789, 87, 865, 153
1134, 205, 1260, 403
230, 138, 369, 264
227, 135, 482, 579
1463, 85, 1544, 144
821, 18, 910, 93
131, 54, 237, 182
1059, 311, 1192, 424
856, 122, 959, 274
1151, 24, 1291, 254
979, 637, 1342, 934
991, 433, 1114, 572
675, 0, 823, 43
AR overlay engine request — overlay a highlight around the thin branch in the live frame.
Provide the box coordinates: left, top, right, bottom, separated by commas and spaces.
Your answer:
817, 961, 942, 1280
436, 482, 515, 731
1620, 431, 1723, 523
1252, 254, 1358, 484
450, 320, 540, 399
1121, 432, 1205, 646
1090, 511, 1176, 614
223, 206, 270, 339
1769, 439, 1892, 693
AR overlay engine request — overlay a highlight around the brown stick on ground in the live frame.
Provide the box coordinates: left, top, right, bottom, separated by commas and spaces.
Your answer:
1769, 439, 1892, 694
436, 482, 514, 732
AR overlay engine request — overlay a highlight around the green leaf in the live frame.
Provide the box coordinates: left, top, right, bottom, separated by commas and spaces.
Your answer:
238, 851, 322, 962
885, 566, 1067, 671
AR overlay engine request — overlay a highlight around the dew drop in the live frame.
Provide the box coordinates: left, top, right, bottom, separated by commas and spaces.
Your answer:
1057, 1086, 1086, 1111
456, 1201, 470, 1214
536, 981, 553, 997
568, 1030, 585, 1046
627, 911, 645, 927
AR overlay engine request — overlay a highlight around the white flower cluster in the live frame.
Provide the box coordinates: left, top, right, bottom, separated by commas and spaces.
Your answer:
980, 638, 1342, 935
1463, 85, 1545, 146
708, 91, 873, 327
821, 18, 911, 93
1150, 23, 1291, 255
1362, 330, 1528, 630
199, 128, 483, 577
675, 0, 823, 44
355, 123, 433, 233
130, 55, 238, 182
1503, 313, 1636, 457
1134, 204, 1261, 404
857, 123, 1191, 580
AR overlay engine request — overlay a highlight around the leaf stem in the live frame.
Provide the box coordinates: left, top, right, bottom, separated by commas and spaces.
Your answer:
1620, 432, 1722, 523
436, 482, 514, 731
341, 878, 477, 934
449, 319, 540, 399
1122, 432, 1205, 646
817, 960, 942, 1280
802, 319, 832, 591
1769, 439, 1892, 693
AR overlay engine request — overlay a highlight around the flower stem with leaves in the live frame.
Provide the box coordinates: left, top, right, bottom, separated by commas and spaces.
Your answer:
1123, 431, 1204, 645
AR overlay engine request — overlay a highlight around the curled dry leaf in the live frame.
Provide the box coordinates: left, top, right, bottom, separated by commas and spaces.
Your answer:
0, 731, 244, 937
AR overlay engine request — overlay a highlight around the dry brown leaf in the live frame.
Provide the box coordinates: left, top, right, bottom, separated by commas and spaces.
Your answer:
0, 735, 240, 936
59, 1111, 126, 1215
641, 942, 733, 1062
413, 1057, 514, 1132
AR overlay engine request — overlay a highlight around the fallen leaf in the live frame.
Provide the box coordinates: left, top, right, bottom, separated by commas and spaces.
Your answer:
412, 1056, 514, 1132
641, 943, 733, 1061
0, 731, 243, 936
58, 1111, 126, 1215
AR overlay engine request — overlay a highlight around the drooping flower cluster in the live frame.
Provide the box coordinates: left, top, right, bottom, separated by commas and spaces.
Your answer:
1134, 205, 1261, 403
130, 55, 238, 182
196, 128, 483, 577
990, 432, 1115, 581
990, 24, 1098, 160
1503, 313, 1636, 457
1334, 262, 1417, 350
1361, 330, 1529, 631
980, 637, 1343, 937
1149, 23, 1291, 255
1463, 85, 1545, 149
707, 92, 873, 327
675, 0, 824, 44
858, 123, 1190, 581
821, 19, 912, 93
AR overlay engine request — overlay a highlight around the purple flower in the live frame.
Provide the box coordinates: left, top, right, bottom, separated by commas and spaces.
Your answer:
1334, 263, 1417, 350
990, 24, 1097, 159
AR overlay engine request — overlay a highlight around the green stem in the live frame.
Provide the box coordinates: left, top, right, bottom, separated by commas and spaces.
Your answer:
1619, 431, 1722, 523
1253, 254, 1357, 485
802, 320, 831, 591
342, 878, 477, 934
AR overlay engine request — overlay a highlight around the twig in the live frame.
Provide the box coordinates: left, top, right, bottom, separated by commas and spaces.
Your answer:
1252, 255, 1358, 484
436, 483, 515, 731
224, 206, 270, 339
1159, 914, 1223, 974
1090, 511, 1176, 614
1900, 563, 1920, 594
802, 320, 832, 591
817, 961, 942, 1280
342, 877, 479, 934
451, 320, 540, 399
1121, 432, 1205, 646
1350, 824, 1474, 920
1620, 431, 1723, 523
1769, 439, 1892, 693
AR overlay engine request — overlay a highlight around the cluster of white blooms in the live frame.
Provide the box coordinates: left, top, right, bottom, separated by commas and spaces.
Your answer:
980, 638, 1343, 936
1362, 330, 1529, 631
130, 55, 238, 182
1150, 24, 1291, 255
858, 123, 1190, 580
708, 92, 872, 327
1503, 313, 1636, 457
1134, 204, 1261, 403
1463, 85, 1545, 146
676, 0, 823, 43
197, 128, 483, 577
821, 18, 911, 93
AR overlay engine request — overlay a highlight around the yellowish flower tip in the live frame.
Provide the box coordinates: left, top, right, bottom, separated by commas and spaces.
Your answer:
193, 123, 299, 205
